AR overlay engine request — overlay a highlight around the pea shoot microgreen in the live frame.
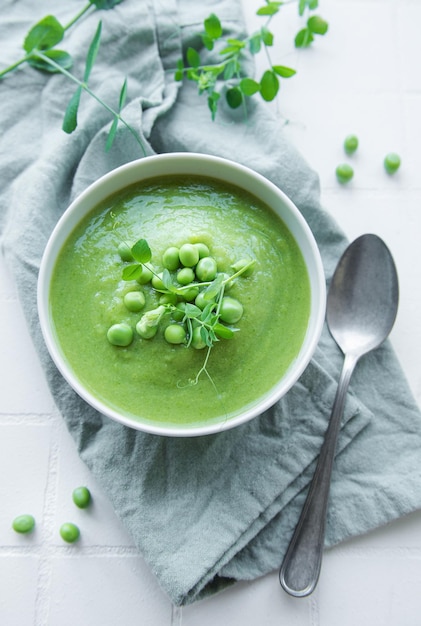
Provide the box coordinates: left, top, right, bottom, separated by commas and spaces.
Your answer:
175, 0, 328, 120
0, 0, 146, 155
117, 238, 255, 386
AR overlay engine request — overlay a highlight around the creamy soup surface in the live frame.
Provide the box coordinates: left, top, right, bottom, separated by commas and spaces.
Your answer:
50, 175, 311, 428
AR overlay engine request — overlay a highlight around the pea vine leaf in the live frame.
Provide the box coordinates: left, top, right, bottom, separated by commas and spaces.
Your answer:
175, 1, 329, 120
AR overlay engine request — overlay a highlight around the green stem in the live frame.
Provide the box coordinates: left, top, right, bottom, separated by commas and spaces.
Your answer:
34, 50, 146, 156
63, 2, 94, 31
0, 55, 31, 79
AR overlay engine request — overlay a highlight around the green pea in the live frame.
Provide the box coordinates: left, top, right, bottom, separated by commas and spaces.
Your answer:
151, 272, 165, 290
162, 246, 180, 271
195, 291, 215, 310
195, 257, 218, 281
107, 323, 133, 347
164, 324, 187, 345
136, 263, 154, 285
72, 486, 91, 509
384, 152, 401, 174
159, 292, 177, 305
177, 267, 195, 285
344, 134, 359, 155
123, 291, 145, 312
181, 286, 199, 302
172, 302, 187, 321
335, 163, 354, 184
179, 243, 199, 267
117, 242, 133, 262
12, 514, 35, 534
191, 326, 207, 350
194, 242, 210, 258
60, 522, 80, 543
219, 296, 244, 324
231, 258, 254, 277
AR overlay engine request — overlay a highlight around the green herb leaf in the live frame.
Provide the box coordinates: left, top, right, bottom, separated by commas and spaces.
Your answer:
131, 239, 152, 264
259, 70, 279, 101
28, 49, 72, 73
62, 87, 82, 133
204, 13, 222, 40
186, 47, 201, 69
90, 0, 123, 9
261, 26, 274, 46
249, 33, 262, 55
175, 59, 184, 81
256, 2, 282, 17
226, 87, 243, 109
204, 274, 224, 300
84, 21, 102, 82
23, 15, 64, 53
214, 323, 235, 339
118, 77, 128, 109
307, 15, 328, 35
105, 117, 119, 152
207, 91, 220, 121
202, 34, 214, 51
185, 303, 202, 318
122, 264, 143, 281
294, 27, 314, 47
162, 269, 177, 292
272, 64, 296, 78
223, 59, 237, 81
240, 77, 260, 95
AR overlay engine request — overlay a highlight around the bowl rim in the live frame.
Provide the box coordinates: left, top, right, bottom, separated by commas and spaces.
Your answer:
37, 152, 326, 437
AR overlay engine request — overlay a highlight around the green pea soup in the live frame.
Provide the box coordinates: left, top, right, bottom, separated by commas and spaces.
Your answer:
50, 175, 310, 429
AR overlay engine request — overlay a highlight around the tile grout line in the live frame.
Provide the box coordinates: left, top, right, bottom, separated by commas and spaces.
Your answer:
33, 409, 61, 626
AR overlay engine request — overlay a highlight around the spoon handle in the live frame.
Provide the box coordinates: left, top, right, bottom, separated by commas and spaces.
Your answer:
279, 352, 358, 597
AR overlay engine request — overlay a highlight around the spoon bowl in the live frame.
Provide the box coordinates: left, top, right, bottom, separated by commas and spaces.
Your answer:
280, 233, 399, 597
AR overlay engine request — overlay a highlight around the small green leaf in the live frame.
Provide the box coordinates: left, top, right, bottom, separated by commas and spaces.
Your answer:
90, 0, 123, 8
207, 91, 220, 120
214, 323, 235, 339
298, 0, 318, 16
227, 38, 245, 49
185, 303, 202, 318
105, 117, 118, 152
204, 13, 222, 40
272, 65, 296, 78
256, 2, 282, 17
186, 47, 201, 69
118, 78, 127, 110
223, 59, 237, 81
84, 21, 102, 82
226, 87, 243, 109
307, 15, 328, 35
294, 27, 314, 47
261, 27, 274, 47
201, 34, 214, 51
249, 33, 262, 55
239, 77, 260, 96
162, 269, 176, 291
23, 15, 64, 53
28, 49, 72, 73
219, 45, 242, 55
259, 70, 279, 101
122, 264, 143, 281
205, 274, 224, 299
175, 58, 184, 81
62, 87, 82, 133
131, 239, 152, 264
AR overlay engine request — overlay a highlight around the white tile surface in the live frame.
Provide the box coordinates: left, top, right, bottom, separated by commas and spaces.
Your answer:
1, 0, 421, 624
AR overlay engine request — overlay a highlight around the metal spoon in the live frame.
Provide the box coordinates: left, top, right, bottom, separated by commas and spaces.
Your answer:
279, 233, 399, 597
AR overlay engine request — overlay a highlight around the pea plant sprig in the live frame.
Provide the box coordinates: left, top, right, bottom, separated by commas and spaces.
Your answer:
175, 0, 328, 120
115, 238, 255, 386
0, 0, 146, 155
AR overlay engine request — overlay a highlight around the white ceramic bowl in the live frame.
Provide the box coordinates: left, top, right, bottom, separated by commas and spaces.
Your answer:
37, 153, 326, 437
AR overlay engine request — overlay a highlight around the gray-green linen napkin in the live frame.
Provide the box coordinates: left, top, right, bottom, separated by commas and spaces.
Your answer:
2, 0, 421, 606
